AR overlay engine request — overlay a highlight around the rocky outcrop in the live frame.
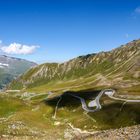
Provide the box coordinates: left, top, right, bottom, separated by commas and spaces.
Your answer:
84, 125, 140, 140
64, 124, 140, 140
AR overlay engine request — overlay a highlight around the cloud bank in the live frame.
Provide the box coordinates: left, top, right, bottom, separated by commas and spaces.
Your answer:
0, 42, 39, 55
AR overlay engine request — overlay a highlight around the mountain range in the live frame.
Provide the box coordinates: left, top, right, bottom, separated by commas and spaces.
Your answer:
1, 39, 140, 139
9, 39, 140, 97
0, 55, 37, 89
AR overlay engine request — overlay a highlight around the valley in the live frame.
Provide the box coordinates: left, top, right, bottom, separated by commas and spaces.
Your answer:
0, 39, 140, 139
1, 0, 140, 139
0, 88, 140, 139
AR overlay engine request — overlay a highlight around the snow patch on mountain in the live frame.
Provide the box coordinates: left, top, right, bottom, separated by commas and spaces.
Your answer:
0, 63, 9, 68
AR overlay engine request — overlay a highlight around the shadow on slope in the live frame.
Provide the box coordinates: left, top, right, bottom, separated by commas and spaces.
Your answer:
45, 89, 100, 108
44, 89, 140, 129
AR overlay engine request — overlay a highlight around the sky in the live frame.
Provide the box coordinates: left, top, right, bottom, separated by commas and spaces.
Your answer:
0, 0, 140, 64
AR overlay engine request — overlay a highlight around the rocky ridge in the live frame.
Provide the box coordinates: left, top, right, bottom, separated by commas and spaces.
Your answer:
9, 39, 140, 92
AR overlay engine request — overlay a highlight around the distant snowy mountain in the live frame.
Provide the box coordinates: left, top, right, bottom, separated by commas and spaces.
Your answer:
0, 63, 9, 68
0, 55, 37, 88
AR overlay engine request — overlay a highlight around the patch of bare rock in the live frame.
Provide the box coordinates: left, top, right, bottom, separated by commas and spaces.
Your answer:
84, 125, 140, 140
64, 124, 140, 140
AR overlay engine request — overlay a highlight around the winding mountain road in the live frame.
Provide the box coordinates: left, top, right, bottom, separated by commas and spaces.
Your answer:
68, 89, 140, 113
68, 90, 105, 112
69, 93, 101, 112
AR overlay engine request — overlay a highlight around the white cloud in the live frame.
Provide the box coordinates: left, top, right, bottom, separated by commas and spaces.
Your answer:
0, 40, 2, 44
1, 42, 39, 55
135, 7, 140, 14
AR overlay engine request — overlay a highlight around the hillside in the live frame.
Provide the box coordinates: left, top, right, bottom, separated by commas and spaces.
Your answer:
1, 39, 140, 139
9, 39, 140, 95
0, 55, 37, 89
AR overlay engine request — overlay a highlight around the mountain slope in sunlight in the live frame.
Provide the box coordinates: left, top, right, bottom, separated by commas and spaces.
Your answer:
9, 39, 140, 94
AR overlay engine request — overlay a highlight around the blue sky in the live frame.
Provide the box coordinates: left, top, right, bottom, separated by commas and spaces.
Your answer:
0, 0, 140, 63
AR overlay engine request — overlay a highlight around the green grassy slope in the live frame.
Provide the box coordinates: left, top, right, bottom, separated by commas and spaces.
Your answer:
2, 39, 140, 139
0, 90, 140, 139
8, 39, 140, 96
